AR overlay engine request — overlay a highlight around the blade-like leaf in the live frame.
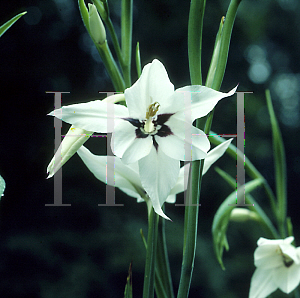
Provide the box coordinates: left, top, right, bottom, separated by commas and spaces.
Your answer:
212, 178, 263, 270
266, 89, 287, 236
0, 11, 27, 38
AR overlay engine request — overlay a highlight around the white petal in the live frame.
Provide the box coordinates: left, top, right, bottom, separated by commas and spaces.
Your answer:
125, 59, 174, 119
47, 126, 92, 178
48, 100, 128, 132
155, 118, 210, 161
77, 146, 144, 198
112, 120, 153, 163
203, 138, 233, 174
249, 268, 277, 298
138, 146, 180, 220
174, 85, 237, 122
257, 237, 294, 247
274, 264, 300, 294
254, 245, 284, 269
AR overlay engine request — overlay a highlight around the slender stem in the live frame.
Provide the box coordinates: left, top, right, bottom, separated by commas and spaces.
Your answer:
188, 0, 206, 85
106, 17, 124, 65
177, 159, 203, 298
177, 1, 206, 296
143, 209, 159, 298
156, 214, 175, 298
121, 0, 133, 87
212, 0, 242, 91
96, 41, 125, 92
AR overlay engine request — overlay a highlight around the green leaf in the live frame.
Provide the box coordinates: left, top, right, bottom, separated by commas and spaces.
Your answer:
0, 174, 5, 198
265, 89, 287, 237
212, 178, 263, 270
124, 262, 133, 298
0, 11, 27, 38
78, 0, 90, 33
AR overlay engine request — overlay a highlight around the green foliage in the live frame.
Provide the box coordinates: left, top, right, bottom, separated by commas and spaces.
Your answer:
0, 11, 27, 38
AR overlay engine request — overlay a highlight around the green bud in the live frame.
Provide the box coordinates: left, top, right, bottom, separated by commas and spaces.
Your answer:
230, 208, 259, 222
88, 3, 106, 45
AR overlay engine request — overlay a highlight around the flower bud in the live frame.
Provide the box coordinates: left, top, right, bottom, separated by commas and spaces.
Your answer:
230, 208, 259, 222
47, 126, 92, 178
88, 3, 106, 45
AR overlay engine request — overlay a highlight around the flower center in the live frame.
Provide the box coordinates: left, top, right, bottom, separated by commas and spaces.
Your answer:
282, 253, 294, 268
143, 102, 160, 134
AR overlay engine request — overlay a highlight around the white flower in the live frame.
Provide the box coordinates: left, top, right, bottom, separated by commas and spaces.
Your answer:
48, 59, 236, 219
76, 138, 233, 206
249, 236, 300, 298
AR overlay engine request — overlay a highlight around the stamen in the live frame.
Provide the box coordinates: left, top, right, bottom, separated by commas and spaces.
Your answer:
146, 102, 160, 119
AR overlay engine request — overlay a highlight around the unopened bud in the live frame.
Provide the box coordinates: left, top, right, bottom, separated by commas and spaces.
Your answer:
230, 208, 259, 222
88, 3, 106, 45
47, 126, 92, 178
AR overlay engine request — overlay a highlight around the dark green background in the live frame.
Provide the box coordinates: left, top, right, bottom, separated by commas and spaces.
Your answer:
1, 0, 299, 297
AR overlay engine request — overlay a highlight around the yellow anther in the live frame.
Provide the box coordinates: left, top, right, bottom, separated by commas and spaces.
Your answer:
146, 102, 160, 119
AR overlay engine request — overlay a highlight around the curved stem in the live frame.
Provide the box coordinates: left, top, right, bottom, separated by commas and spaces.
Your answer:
143, 208, 159, 298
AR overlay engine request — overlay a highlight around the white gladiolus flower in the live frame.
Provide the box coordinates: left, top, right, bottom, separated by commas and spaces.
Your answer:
48, 59, 236, 219
249, 236, 300, 298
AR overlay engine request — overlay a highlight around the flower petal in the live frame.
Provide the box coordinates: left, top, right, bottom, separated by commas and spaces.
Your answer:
254, 244, 285, 269
48, 99, 128, 133
249, 268, 277, 298
202, 138, 233, 174
155, 118, 210, 161
257, 237, 294, 247
125, 59, 174, 119
273, 263, 300, 294
174, 85, 237, 122
138, 146, 180, 220
47, 126, 92, 178
112, 120, 153, 163
77, 146, 144, 199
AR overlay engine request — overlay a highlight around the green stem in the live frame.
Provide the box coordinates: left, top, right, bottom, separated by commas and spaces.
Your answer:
105, 17, 124, 64
188, 0, 206, 85
177, 1, 206, 296
96, 41, 125, 92
121, 0, 133, 88
143, 208, 159, 298
212, 0, 242, 91
177, 159, 203, 298
156, 214, 175, 298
